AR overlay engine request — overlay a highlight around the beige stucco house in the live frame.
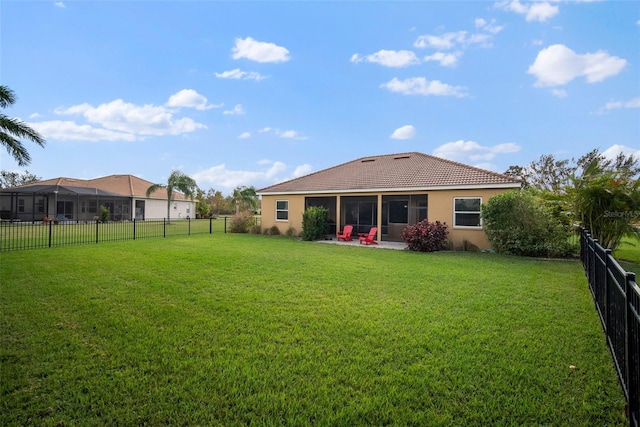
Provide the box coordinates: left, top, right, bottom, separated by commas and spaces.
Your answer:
257, 152, 521, 249
0, 174, 195, 222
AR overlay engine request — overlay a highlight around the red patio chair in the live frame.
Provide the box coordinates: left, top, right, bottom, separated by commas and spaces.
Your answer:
359, 227, 378, 245
337, 225, 353, 241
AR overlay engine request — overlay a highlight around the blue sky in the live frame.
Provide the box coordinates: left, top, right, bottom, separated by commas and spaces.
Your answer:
1, 1, 638, 195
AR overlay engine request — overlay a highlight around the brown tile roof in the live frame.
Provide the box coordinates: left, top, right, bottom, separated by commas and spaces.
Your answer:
14, 175, 189, 200
257, 152, 521, 194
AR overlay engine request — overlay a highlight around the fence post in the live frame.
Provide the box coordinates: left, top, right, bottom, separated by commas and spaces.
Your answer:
95, 220, 99, 244
48, 220, 53, 248
209, 217, 212, 234
163, 218, 166, 238
188, 217, 191, 236
224, 216, 227, 234
625, 272, 639, 427
133, 218, 136, 240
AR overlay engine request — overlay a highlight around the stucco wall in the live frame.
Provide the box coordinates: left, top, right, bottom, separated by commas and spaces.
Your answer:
260, 187, 514, 250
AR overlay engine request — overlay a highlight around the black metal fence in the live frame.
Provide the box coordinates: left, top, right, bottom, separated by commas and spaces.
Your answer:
580, 228, 639, 427
0, 217, 261, 251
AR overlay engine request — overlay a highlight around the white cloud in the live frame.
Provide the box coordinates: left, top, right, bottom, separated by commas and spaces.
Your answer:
232, 37, 290, 63
278, 129, 307, 140
29, 112, 43, 119
390, 125, 416, 140
475, 18, 504, 34
215, 68, 267, 81
293, 164, 313, 177
54, 2, 65, 8
604, 97, 640, 110
381, 77, 468, 98
258, 127, 272, 133
602, 144, 640, 161
29, 120, 137, 142
551, 88, 568, 98
433, 140, 521, 168
350, 50, 420, 68
414, 30, 494, 51
53, 98, 206, 136
223, 104, 245, 115
593, 97, 640, 114
495, 0, 559, 22
423, 51, 462, 67
166, 89, 218, 110
238, 132, 251, 139
528, 44, 627, 87
193, 160, 292, 192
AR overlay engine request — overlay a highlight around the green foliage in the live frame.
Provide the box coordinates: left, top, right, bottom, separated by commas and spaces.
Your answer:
285, 226, 297, 237
301, 206, 329, 241
0, 169, 40, 189
400, 219, 449, 252
267, 225, 281, 236
99, 205, 110, 222
571, 159, 640, 251
0, 85, 46, 166
146, 170, 199, 221
228, 210, 255, 233
482, 190, 574, 257
0, 236, 627, 426
249, 224, 262, 234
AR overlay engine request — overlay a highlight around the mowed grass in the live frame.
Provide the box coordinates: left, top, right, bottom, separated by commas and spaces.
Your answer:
0, 234, 627, 426
614, 236, 640, 276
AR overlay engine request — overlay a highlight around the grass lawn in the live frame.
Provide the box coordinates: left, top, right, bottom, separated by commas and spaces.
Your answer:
0, 234, 627, 426
614, 236, 640, 276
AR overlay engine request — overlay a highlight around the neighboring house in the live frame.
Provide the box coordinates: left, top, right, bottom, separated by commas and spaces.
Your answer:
257, 152, 521, 249
0, 175, 195, 222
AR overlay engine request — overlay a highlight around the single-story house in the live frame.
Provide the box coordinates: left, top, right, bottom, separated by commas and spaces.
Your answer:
0, 174, 195, 222
256, 152, 521, 249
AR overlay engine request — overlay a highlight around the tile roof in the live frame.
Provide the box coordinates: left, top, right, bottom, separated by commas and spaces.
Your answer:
8, 175, 190, 200
257, 152, 521, 194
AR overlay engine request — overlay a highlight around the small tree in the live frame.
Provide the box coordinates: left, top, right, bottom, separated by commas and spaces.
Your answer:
401, 219, 449, 252
0, 85, 46, 166
482, 190, 573, 257
229, 210, 255, 233
301, 206, 329, 241
571, 159, 640, 250
146, 170, 198, 222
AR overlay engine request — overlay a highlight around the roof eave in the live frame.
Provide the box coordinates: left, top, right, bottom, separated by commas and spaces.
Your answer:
257, 182, 521, 196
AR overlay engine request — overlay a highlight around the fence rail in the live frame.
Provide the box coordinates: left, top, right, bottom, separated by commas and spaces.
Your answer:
0, 217, 261, 251
580, 228, 639, 427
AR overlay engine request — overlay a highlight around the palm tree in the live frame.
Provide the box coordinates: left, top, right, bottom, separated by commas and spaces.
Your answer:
146, 170, 199, 222
232, 186, 259, 213
0, 85, 45, 166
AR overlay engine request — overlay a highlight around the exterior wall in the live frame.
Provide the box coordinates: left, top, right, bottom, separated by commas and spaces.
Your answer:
426, 188, 509, 250
143, 198, 195, 220
261, 187, 515, 249
260, 194, 308, 236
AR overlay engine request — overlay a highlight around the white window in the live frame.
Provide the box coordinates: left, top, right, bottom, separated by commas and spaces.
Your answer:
276, 200, 289, 221
454, 197, 482, 228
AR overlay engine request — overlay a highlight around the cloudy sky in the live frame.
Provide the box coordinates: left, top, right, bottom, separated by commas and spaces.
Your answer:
1, 1, 638, 194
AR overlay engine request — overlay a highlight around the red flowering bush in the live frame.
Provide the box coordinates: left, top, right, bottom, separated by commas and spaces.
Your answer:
400, 219, 449, 252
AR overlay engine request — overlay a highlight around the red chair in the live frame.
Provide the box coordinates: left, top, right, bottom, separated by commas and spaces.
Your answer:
359, 227, 378, 245
337, 225, 353, 241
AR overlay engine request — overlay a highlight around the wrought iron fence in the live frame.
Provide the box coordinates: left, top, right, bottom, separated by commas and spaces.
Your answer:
580, 227, 639, 427
0, 216, 261, 251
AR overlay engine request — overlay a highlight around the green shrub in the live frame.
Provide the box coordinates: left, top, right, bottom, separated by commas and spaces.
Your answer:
482, 190, 573, 257
249, 225, 262, 234
285, 226, 297, 237
268, 225, 281, 236
229, 211, 255, 233
401, 219, 449, 252
99, 205, 110, 223
301, 206, 329, 241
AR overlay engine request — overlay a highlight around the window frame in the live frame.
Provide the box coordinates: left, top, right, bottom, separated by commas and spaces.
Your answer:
453, 197, 482, 229
275, 200, 289, 221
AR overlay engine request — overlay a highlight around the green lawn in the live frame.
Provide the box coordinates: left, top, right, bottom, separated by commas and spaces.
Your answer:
613, 236, 640, 276
0, 234, 627, 426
